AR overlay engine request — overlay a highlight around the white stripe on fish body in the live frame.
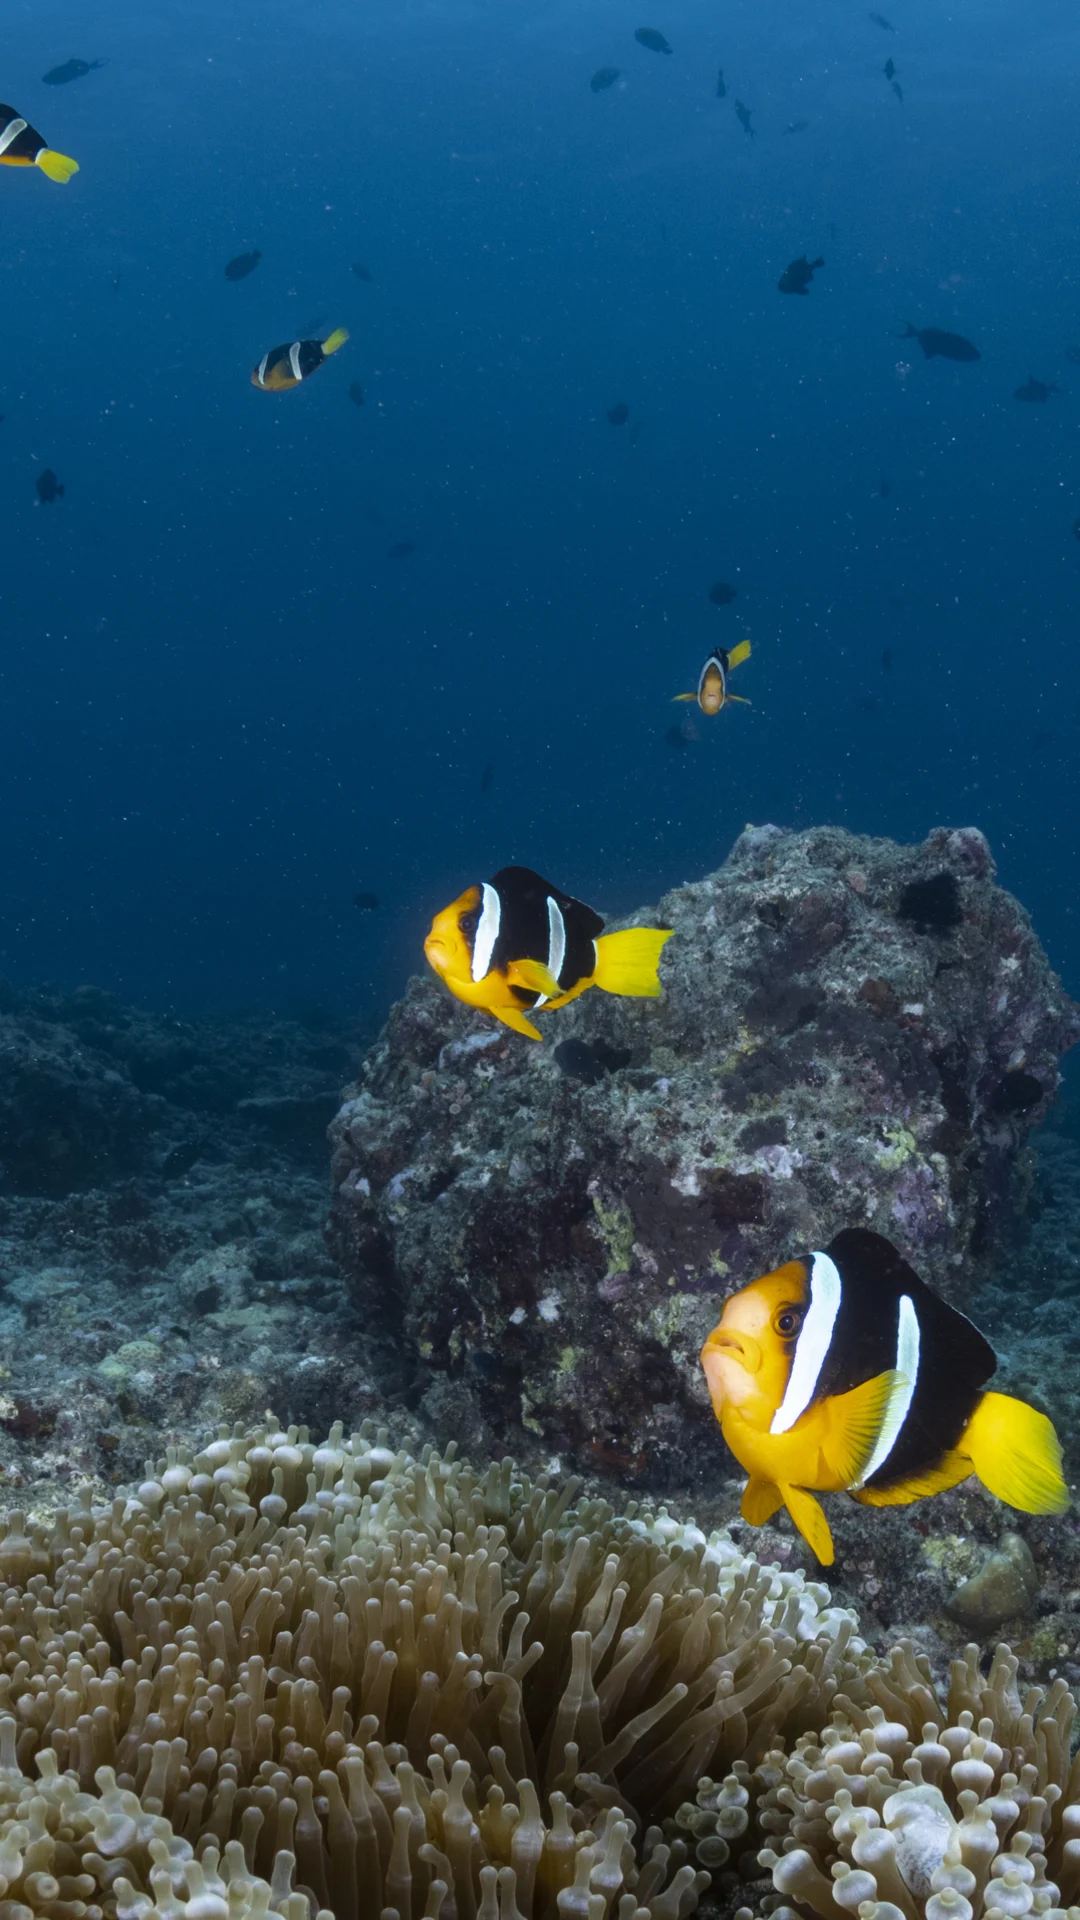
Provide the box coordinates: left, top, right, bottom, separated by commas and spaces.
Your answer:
288, 342, 303, 383
854, 1293, 920, 1487
255, 353, 269, 387
0, 118, 29, 157
770, 1251, 841, 1435
471, 881, 501, 982
532, 895, 566, 1008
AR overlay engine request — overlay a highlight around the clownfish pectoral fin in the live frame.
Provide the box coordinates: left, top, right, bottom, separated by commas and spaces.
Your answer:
726, 639, 752, 669
853, 1449, 972, 1508
820, 1368, 906, 1489
672, 692, 698, 702
506, 958, 562, 1000
962, 1391, 1069, 1515
780, 1485, 835, 1565
35, 148, 79, 183
592, 926, 673, 998
724, 693, 752, 705
742, 1476, 784, 1527
491, 1005, 543, 1041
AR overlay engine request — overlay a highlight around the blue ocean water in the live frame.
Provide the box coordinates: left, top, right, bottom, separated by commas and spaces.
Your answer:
3, 0, 1077, 1018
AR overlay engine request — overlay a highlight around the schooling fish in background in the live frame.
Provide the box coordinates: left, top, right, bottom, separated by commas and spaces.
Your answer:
225, 250, 262, 281
424, 865, 673, 1041
673, 640, 751, 715
251, 327, 348, 391
869, 11, 896, 28
351, 261, 375, 281
1014, 375, 1061, 403
353, 891, 379, 911
884, 57, 896, 78
607, 401, 630, 425
35, 468, 64, 504
899, 323, 980, 362
778, 254, 824, 295
715, 68, 727, 98
0, 105, 78, 181
42, 58, 103, 85
348, 381, 365, 407
700, 1227, 1068, 1566
709, 580, 738, 605
734, 100, 755, 137
635, 27, 673, 53
590, 67, 621, 92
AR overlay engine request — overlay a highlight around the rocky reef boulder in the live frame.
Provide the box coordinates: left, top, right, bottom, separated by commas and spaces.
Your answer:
327, 825, 1078, 1486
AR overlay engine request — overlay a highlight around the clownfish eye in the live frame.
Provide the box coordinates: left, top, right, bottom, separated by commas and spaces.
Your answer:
459, 906, 480, 938
774, 1306, 804, 1337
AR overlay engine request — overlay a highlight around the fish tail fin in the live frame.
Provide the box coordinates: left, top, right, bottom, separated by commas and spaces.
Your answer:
963, 1391, 1069, 1515
493, 1006, 543, 1041
726, 639, 752, 669
781, 1485, 835, 1565
592, 927, 673, 998
36, 148, 79, 183
321, 327, 349, 355
742, 1475, 784, 1527
671, 692, 697, 703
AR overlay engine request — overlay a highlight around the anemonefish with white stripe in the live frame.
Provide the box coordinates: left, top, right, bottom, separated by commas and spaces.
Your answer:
673, 640, 751, 716
701, 1227, 1067, 1565
251, 327, 349, 392
0, 104, 78, 182
424, 865, 673, 1041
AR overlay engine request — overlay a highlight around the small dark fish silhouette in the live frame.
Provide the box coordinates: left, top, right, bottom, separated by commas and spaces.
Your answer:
884, 58, 896, 78
869, 11, 895, 27
900, 324, 980, 363
553, 1039, 605, 1085
353, 891, 379, 911
882, 648, 893, 671
783, 120, 809, 134
635, 27, 673, 53
607, 401, 630, 426
348, 382, 365, 407
735, 100, 755, 137
42, 58, 103, 85
480, 759, 495, 794
591, 67, 621, 92
892, 80, 904, 102
1014, 375, 1060, 403
709, 580, 737, 606
715, 68, 727, 98
36, 468, 64, 504
387, 541, 414, 560
778, 254, 824, 295
1065, 347, 1080, 366
351, 261, 374, 281
224, 250, 261, 281
664, 723, 689, 752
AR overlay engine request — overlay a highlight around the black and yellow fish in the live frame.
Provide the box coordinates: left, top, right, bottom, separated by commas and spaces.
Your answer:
251, 327, 348, 392
0, 104, 78, 182
424, 864, 673, 1040
673, 640, 751, 716
700, 1227, 1068, 1565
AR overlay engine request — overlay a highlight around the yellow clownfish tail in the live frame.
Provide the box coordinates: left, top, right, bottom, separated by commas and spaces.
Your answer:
321, 327, 349, 356
962, 1390, 1069, 1515
36, 148, 79, 183
592, 926, 673, 998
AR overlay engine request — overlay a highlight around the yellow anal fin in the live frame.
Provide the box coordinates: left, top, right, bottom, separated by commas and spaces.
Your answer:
726, 638, 752, 669
781, 1485, 835, 1565
963, 1391, 1069, 1515
506, 958, 562, 999
36, 148, 79, 183
853, 1449, 972, 1507
321, 327, 349, 355
592, 927, 673, 998
671, 692, 697, 703
820, 1369, 906, 1489
491, 1005, 543, 1041
742, 1476, 784, 1527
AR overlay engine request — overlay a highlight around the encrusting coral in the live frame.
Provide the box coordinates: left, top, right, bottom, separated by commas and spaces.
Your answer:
671, 1641, 1080, 1920
0, 1417, 873, 1919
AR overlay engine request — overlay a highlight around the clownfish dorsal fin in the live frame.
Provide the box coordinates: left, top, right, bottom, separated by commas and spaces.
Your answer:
779, 1485, 835, 1564
742, 1476, 784, 1527
962, 1391, 1069, 1515
819, 1368, 906, 1489
506, 958, 561, 1000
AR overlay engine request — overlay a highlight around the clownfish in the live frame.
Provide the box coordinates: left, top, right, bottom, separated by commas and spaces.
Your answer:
424, 864, 673, 1041
0, 104, 78, 182
251, 327, 349, 392
700, 1227, 1068, 1566
673, 639, 751, 716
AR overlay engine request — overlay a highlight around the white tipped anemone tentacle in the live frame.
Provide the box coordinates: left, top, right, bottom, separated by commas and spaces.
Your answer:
770, 1252, 841, 1435
470, 881, 501, 982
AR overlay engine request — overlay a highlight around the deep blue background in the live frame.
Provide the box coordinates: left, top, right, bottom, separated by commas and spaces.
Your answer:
2, 0, 1078, 1017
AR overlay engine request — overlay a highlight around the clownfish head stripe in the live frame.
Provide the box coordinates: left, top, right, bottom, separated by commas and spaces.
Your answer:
858, 1293, 920, 1485
770, 1251, 840, 1435
471, 881, 501, 982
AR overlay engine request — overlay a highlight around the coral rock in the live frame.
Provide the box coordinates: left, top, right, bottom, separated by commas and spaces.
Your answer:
946, 1531, 1040, 1630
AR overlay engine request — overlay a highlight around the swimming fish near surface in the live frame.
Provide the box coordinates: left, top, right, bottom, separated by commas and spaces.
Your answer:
900, 323, 980, 362
607, 401, 630, 425
673, 640, 751, 715
700, 1227, 1068, 1566
1014, 375, 1060, 403
709, 580, 738, 605
590, 67, 621, 92
424, 864, 673, 1041
735, 100, 755, 137
225, 250, 261, 281
715, 68, 727, 99
42, 59, 103, 85
251, 327, 348, 391
348, 381, 365, 407
635, 27, 673, 53
35, 468, 64, 504
0, 104, 78, 182
778, 254, 824, 295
